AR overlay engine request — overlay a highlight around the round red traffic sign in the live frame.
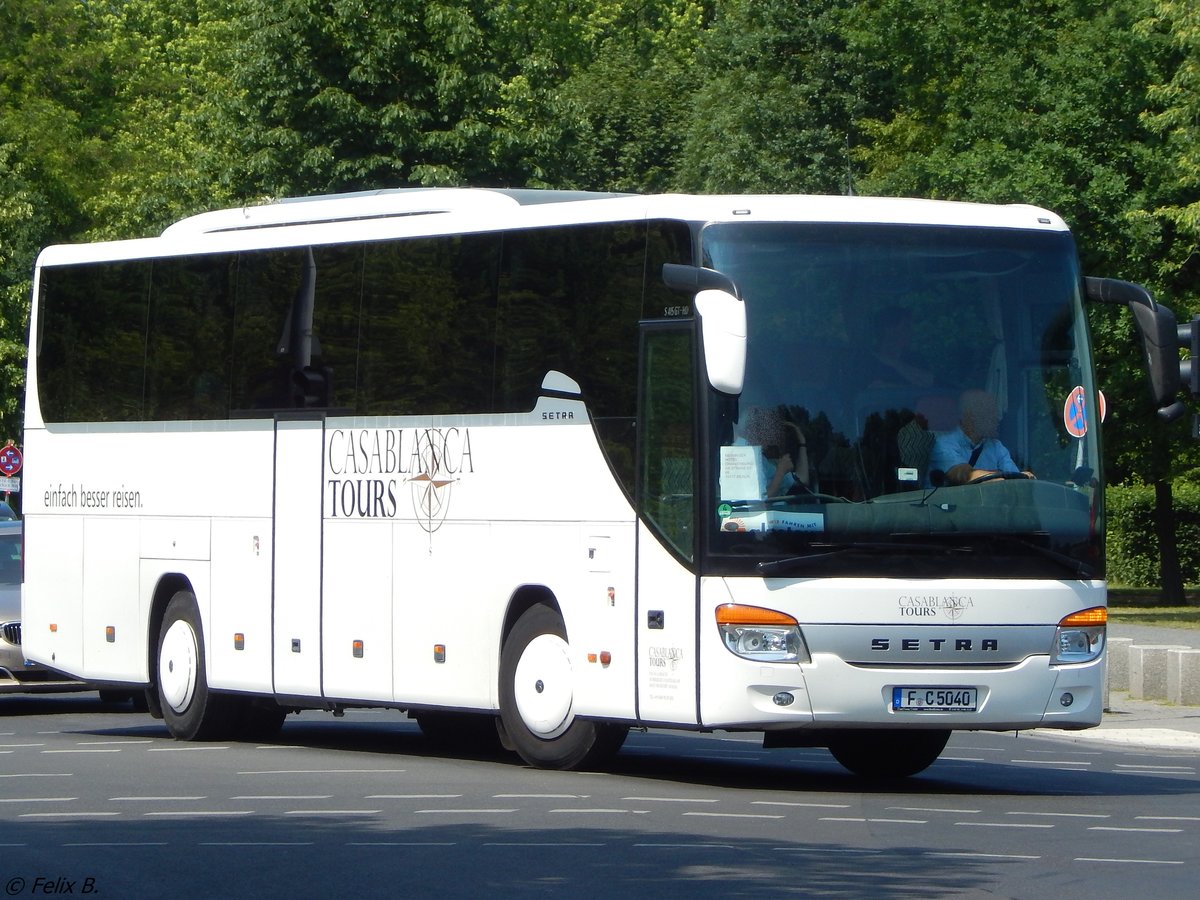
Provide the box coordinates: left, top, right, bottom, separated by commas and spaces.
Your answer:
1063, 387, 1088, 438
0, 444, 22, 476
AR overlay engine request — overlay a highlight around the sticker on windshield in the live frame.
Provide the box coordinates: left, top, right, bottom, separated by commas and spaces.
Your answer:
1064, 386, 1088, 438
717, 505, 825, 533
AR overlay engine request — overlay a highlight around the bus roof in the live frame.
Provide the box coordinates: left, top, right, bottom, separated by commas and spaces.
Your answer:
36, 189, 1070, 268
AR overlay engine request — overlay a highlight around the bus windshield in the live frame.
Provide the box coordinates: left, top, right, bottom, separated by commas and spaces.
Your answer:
701, 222, 1102, 580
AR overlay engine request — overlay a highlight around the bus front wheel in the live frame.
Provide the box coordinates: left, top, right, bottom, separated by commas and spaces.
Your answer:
156, 591, 234, 741
827, 729, 950, 779
498, 604, 627, 770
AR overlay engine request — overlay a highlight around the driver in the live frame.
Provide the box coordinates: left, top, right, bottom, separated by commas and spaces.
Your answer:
929, 389, 1034, 485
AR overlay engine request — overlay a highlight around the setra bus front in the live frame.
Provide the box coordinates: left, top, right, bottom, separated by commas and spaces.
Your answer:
673, 206, 1122, 777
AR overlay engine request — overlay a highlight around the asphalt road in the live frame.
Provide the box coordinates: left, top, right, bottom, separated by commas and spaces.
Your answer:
1, 694, 1198, 899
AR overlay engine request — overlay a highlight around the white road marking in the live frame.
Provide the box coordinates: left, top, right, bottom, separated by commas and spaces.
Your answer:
1088, 826, 1183, 834
109, 796, 206, 802
495, 794, 590, 799
955, 822, 1054, 829
238, 769, 406, 775
414, 808, 518, 814
1136, 815, 1200, 822
818, 817, 926, 825
0, 797, 76, 803
484, 842, 607, 847
930, 852, 1041, 860
284, 810, 381, 816
772, 847, 882, 854
1074, 857, 1183, 865
624, 796, 719, 803
1108, 768, 1195, 777
753, 802, 849, 810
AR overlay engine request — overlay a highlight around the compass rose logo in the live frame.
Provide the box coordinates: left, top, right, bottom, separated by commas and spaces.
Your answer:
408, 429, 457, 532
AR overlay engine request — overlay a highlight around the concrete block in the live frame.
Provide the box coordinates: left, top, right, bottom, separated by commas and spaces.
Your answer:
1106, 637, 1133, 693
1129, 645, 1190, 701
1167, 648, 1200, 706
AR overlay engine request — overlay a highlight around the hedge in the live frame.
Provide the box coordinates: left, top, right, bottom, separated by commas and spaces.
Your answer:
1106, 483, 1200, 588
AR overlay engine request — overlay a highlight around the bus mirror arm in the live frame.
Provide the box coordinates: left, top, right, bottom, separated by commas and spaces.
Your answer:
1084, 276, 1185, 421
662, 263, 739, 299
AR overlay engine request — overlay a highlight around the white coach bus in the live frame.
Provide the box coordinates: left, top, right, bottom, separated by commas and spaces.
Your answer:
20, 189, 1181, 777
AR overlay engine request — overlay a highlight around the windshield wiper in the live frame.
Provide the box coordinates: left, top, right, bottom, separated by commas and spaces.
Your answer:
989, 536, 1096, 579
756, 541, 972, 575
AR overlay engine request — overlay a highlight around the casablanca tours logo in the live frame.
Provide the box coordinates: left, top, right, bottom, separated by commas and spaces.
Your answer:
897, 594, 976, 621
326, 427, 474, 532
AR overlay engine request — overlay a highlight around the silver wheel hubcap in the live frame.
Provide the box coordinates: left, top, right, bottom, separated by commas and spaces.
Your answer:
513, 633, 574, 739
159, 619, 199, 714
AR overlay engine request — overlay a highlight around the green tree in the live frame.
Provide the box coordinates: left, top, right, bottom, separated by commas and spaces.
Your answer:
677, 0, 865, 193
185, 0, 600, 197
845, 0, 1199, 596
0, 0, 130, 439
549, 1, 709, 192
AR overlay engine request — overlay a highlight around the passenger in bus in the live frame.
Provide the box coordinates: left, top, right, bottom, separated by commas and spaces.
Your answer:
929, 389, 1034, 485
741, 406, 810, 497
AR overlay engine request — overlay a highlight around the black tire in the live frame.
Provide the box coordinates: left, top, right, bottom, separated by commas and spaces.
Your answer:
828, 729, 951, 779
498, 604, 627, 770
155, 591, 236, 741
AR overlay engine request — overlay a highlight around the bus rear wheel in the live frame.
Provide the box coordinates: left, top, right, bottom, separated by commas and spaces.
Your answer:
827, 729, 950, 779
156, 591, 235, 741
498, 604, 627, 770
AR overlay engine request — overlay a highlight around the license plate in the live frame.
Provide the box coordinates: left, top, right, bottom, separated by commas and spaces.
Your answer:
892, 686, 978, 712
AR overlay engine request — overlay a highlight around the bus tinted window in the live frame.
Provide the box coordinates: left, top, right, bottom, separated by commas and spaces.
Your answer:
37, 220, 691, 439
358, 235, 501, 416
146, 255, 236, 420
39, 261, 151, 422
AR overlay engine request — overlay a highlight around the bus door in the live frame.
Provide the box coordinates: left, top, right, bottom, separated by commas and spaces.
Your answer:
636, 323, 700, 725
271, 413, 325, 698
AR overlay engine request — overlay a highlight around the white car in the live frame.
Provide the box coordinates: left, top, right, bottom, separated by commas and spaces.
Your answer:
0, 519, 88, 694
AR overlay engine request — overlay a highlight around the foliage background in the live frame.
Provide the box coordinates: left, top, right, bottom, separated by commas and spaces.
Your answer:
2, 0, 1199, 592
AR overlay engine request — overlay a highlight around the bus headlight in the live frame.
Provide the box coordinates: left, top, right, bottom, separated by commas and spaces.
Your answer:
1051, 606, 1106, 665
715, 604, 810, 664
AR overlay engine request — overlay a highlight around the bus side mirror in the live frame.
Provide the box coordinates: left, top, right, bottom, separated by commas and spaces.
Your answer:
695, 288, 746, 395
662, 264, 746, 395
1085, 277, 1185, 421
